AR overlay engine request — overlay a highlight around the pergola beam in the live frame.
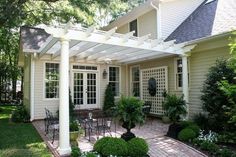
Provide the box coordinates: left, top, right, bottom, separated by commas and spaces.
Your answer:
39, 36, 58, 58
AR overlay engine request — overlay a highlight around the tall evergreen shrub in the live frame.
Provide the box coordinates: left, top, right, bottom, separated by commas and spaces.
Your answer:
201, 59, 236, 131
103, 83, 115, 116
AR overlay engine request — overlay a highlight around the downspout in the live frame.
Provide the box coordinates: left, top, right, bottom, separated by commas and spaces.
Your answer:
150, 0, 162, 39
30, 54, 35, 121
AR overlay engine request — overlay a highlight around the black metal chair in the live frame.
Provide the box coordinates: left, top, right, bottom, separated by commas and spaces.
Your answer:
142, 101, 152, 125
44, 108, 59, 144
95, 116, 113, 137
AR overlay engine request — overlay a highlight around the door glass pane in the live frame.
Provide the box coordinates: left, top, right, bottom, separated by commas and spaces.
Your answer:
87, 73, 96, 105
74, 73, 83, 105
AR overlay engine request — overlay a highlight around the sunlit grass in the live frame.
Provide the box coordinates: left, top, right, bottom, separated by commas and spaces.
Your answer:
0, 106, 52, 157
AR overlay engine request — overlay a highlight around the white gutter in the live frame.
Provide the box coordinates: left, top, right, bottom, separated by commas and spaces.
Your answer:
185, 31, 233, 46
150, 0, 162, 39
30, 54, 35, 121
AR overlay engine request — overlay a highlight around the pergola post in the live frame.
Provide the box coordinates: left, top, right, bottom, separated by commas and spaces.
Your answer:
57, 37, 71, 155
182, 54, 189, 119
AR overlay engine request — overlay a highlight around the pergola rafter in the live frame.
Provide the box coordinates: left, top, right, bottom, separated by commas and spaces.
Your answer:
35, 23, 187, 64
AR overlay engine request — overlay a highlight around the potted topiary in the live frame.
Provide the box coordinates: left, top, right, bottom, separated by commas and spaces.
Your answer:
70, 120, 80, 142
162, 92, 187, 139
114, 96, 145, 141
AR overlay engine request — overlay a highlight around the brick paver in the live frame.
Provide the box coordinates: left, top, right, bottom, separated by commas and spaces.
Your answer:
33, 119, 207, 157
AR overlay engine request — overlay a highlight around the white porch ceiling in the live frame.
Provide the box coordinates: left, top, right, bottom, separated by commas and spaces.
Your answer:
22, 23, 194, 64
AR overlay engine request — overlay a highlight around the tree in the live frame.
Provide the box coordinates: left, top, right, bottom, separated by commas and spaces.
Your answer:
201, 59, 236, 131
103, 84, 115, 116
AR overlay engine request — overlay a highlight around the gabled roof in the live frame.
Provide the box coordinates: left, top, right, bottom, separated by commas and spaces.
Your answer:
166, 0, 236, 43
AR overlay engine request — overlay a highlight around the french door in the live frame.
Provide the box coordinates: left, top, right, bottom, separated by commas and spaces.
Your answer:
73, 72, 98, 109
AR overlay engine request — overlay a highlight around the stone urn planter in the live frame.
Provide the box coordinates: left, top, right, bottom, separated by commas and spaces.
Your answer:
70, 131, 79, 141
121, 122, 136, 141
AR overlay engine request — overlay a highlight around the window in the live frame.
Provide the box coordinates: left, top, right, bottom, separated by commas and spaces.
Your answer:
129, 19, 138, 37
175, 58, 190, 89
176, 59, 183, 89
45, 63, 59, 98
131, 66, 140, 97
109, 67, 120, 96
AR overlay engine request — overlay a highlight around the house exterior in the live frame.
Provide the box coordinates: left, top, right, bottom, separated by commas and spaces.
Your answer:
18, 0, 236, 155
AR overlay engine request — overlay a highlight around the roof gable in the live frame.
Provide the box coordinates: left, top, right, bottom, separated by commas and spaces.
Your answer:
166, 0, 236, 43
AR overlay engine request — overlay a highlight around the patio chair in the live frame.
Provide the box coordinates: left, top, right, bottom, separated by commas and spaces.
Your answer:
44, 108, 59, 144
142, 101, 153, 126
95, 116, 113, 137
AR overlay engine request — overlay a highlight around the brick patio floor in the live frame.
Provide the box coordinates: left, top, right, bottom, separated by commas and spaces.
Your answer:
33, 119, 207, 157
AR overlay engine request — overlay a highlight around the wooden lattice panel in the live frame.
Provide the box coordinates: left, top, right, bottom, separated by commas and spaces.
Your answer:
141, 66, 168, 116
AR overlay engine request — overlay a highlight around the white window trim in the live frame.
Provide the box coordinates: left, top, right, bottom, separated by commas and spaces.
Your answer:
43, 61, 60, 100
70, 63, 100, 109
174, 57, 190, 91
130, 65, 141, 97
108, 65, 121, 98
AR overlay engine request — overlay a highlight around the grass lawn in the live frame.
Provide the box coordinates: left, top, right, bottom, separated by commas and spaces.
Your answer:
0, 106, 52, 157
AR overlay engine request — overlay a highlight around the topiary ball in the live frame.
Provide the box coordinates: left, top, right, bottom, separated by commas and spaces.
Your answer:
93, 137, 112, 153
94, 137, 128, 156
187, 124, 200, 135
178, 128, 196, 142
128, 137, 149, 157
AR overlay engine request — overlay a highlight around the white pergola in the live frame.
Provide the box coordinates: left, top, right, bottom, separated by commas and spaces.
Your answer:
34, 23, 195, 155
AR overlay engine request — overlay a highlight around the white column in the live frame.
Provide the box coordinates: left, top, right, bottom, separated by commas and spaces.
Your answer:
182, 55, 189, 118
57, 38, 71, 155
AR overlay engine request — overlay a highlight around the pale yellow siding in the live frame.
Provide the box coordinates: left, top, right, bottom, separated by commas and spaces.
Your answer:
116, 24, 129, 34
137, 9, 157, 39
188, 38, 231, 118
116, 10, 157, 39
23, 55, 31, 112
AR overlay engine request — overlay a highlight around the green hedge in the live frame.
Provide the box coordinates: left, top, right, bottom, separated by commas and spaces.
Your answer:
128, 137, 148, 157
178, 128, 196, 141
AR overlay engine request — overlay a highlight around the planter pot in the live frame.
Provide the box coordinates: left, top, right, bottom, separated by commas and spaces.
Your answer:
166, 123, 183, 139
162, 116, 171, 124
121, 122, 136, 141
70, 131, 79, 141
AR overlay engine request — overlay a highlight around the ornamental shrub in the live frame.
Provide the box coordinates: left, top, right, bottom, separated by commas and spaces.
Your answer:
188, 124, 200, 135
179, 121, 194, 128
103, 84, 115, 116
128, 137, 149, 157
178, 128, 196, 141
93, 137, 128, 157
201, 59, 236, 131
199, 141, 219, 153
193, 113, 209, 130
11, 106, 30, 123
71, 146, 82, 157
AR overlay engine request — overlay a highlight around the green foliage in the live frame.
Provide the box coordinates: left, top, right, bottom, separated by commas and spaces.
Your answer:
162, 93, 187, 123
93, 137, 128, 157
179, 121, 195, 128
128, 137, 149, 157
193, 113, 209, 130
216, 148, 235, 157
188, 124, 200, 135
71, 146, 82, 157
11, 106, 30, 123
201, 59, 236, 131
81, 151, 99, 157
199, 141, 219, 153
103, 84, 115, 116
70, 120, 79, 132
115, 96, 144, 129
218, 132, 236, 144
178, 128, 196, 141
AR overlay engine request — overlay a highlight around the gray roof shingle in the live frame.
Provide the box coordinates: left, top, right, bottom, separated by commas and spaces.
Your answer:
20, 26, 50, 51
165, 0, 219, 43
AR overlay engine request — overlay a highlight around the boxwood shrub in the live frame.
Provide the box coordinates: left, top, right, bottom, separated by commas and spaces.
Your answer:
178, 128, 196, 141
187, 124, 200, 135
128, 137, 149, 157
93, 137, 128, 156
